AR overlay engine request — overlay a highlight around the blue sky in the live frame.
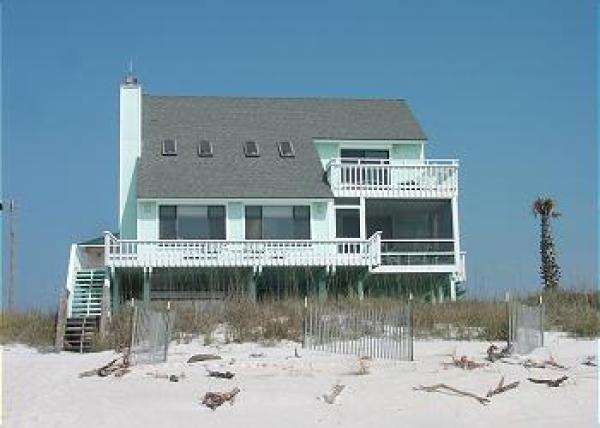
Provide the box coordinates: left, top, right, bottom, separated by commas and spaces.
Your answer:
2, 0, 596, 308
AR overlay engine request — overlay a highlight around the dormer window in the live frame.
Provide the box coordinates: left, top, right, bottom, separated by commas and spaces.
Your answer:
198, 140, 213, 157
277, 141, 295, 158
244, 140, 259, 157
161, 139, 177, 156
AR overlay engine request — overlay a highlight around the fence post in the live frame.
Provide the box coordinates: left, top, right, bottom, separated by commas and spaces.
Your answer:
539, 295, 544, 348
164, 301, 171, 361
408, 294, 414, 362
505, 292, 511, 351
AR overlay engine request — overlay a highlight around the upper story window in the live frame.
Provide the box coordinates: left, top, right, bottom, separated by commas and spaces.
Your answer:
198, 140, 213, 157
277, 141, 295, 158
245, 205, 310, 240
159, 205, 225, 240
244, 140, 260, 157
161, 139, 177, 156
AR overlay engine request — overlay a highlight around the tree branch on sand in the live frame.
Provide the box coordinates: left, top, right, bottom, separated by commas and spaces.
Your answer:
486, 376, 519, 398
527, 376, 569, 387
323, 384, 346, 404
413, 384, 490, 405
201, 387, 241, 410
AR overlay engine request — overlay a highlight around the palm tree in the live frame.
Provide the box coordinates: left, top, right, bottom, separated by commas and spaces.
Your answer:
532, 197, 561, 290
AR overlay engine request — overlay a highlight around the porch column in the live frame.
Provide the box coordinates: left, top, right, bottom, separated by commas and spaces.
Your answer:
451, 196, 461, 272
356, 270, 368, 301
143, 267, 151, 303
111, 267, 120, 313
449, 275, 457, 301
317, 269, 328, 303
246, 269, 257, 303
359, 197, 366, 239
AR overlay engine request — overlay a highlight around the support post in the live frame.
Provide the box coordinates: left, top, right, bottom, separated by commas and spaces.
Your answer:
317, 269, 328, 303
54, 288, 69, 351
449, 275, 457, 302
356, 270, 368, 301
99, 274, 111, 336
246, 269, 257, 303
111, 268, 120, 313
143, 268, 151, 303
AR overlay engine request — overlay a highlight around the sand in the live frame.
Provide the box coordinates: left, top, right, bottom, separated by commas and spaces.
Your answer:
2, 332, 597, 427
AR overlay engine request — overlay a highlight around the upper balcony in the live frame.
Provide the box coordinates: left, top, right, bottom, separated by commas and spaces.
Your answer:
325, 158, 458, 199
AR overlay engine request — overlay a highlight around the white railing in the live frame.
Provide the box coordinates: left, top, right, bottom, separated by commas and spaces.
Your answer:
104, 231, 382, 270
380, 239, 457, 268
326, 158, 458, 198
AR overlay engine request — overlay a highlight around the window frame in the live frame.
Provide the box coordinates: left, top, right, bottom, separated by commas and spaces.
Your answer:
277, 141, 295, 158
197, 140, 213, 157
161, 138, 178, 156
244, 140, 260, 157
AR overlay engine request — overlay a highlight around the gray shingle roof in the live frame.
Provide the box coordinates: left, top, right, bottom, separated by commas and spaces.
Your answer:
137, 96, 426, 199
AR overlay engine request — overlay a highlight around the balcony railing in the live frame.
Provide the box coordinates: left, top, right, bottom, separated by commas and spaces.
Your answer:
104, 231, 382, 270
326, 158, 458, 198
380, 239, 456, 266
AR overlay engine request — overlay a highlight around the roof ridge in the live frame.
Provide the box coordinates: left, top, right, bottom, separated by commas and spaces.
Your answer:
143, 94, 407, 103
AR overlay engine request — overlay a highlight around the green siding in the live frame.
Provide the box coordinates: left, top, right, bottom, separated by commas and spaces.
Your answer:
315, 142, 339, 169
311, 201, 330, 240
227, 202, 244, 239
137, 201, 157, 240
391, 143, 422, 160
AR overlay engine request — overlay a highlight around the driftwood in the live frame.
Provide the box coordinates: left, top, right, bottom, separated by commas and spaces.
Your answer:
145, 371, 185, 382
323, 384, 346, 404
527, 376, 569, 388
442, 354, 486, 370
187, 354, 222, 364
207, 369, 235, 379
414, 383, 490, 405
79, 355, 130, 378
202, 387, 241, 410
582, 356, 597, 367
486, 344, 511, 362
486, 376, 519, 397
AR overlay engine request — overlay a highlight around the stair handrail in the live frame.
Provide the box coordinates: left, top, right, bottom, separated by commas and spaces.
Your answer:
103, 231, 118, 266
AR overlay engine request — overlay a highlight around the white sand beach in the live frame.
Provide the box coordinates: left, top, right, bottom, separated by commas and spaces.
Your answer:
3, 333, 596, 427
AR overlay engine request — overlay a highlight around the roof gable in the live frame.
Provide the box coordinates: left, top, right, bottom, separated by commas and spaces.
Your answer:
137, 96, 426, 199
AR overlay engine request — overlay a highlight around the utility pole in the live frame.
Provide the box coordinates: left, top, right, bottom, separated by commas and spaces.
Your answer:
6, 199, 15, 312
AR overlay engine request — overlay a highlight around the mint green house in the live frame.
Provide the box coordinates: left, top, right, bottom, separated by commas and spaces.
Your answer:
64, 75, 465, 321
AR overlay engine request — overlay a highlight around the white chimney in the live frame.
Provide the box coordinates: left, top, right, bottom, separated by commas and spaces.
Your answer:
119, 74, 141, 239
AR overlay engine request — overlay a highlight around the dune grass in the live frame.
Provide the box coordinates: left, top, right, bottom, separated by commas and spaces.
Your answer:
2, 289, 597, 349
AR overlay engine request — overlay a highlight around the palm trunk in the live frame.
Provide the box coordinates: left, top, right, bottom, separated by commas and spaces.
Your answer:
539, 215, 560, 289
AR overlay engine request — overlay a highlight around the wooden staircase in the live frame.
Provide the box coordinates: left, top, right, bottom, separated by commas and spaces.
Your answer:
63, 317, 99, 353
63, 269, 106, 352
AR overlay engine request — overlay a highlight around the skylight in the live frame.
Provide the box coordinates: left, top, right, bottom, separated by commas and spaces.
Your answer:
277, 141, 295, 158
198, 140, 213, 157
161, 139, 177, 156
244, 141, 260, 157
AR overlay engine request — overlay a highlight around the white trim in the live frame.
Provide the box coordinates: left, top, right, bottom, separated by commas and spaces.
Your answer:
314, 139, 427, 145
139, 198, 333, 204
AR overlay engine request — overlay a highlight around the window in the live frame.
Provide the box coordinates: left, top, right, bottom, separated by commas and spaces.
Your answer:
340, 149, 389, 160
336, 209, 360, 238
245, 206, 263, 240
159, 206, 177, 239
198, 140, 213, 157
159, 205, 225, 240
277, 141, 295, 158
161, 139, 177, 156
244, 141, 259, 157
245, 205, 310, 239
